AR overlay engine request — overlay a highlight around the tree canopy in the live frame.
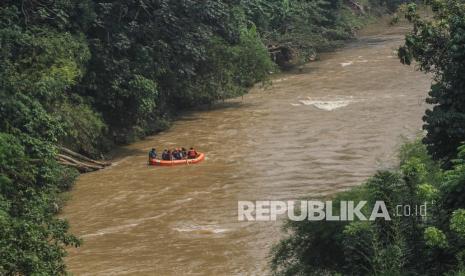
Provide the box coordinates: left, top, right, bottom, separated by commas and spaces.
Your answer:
399, 0, 465, 167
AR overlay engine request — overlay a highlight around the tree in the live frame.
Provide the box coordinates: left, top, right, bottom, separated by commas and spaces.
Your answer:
270, 141, 457, 275
0, 133, 80, 275
399, 0, 465, 167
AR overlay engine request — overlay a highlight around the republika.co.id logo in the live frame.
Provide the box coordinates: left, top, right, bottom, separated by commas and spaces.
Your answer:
238, 200, 429, 221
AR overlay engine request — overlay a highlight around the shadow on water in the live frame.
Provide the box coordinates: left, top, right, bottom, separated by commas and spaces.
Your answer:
177, 101, 258, 115
106, 146, 147, 161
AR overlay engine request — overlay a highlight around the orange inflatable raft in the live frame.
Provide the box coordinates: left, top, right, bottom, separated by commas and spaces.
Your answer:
149, 152, 205, 167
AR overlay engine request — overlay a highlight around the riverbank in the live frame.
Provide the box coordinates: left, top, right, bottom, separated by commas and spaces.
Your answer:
63, 19, 432, 274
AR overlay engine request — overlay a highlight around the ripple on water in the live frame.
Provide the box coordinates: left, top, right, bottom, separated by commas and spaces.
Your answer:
172, 224, 230, 235
341, 61, 353, 67
293, 96, 359, 111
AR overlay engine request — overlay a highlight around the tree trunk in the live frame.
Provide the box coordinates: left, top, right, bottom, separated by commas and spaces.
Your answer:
56, 147, 111, 173
58, 146, 111, 167
57, 158, 99, 173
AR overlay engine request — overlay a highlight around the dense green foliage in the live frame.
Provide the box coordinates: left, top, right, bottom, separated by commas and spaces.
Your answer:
271, 141, 465, 275
80, 0, 276, 144
0, 2, 87, 273
241, 0, 379, 66
0, 134, 80, 274
399, 0, 465, 167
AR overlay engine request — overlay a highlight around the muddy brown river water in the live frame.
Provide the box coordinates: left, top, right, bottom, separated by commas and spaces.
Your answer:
64, 23, 432, 275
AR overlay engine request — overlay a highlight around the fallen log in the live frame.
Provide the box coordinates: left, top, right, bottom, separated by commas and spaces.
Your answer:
58, 146, 111, 167
267, 44, 296, 67
57, 159, 99, 173
57, 154, 104, 170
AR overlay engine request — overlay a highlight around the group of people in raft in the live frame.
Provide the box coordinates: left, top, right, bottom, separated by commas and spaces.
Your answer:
148, 147, 198, 161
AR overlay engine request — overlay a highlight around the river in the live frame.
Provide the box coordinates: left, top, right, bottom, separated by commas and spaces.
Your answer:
63, 22, 431, 275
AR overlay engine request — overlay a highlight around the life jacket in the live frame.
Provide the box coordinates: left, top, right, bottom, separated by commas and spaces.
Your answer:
188, 150, 197, 158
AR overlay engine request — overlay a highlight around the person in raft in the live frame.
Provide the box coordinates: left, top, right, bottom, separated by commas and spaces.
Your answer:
173, 148, 183, 160
187, 147, 198, 159
148, 148, 157, 160
161, 149, 170, 160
